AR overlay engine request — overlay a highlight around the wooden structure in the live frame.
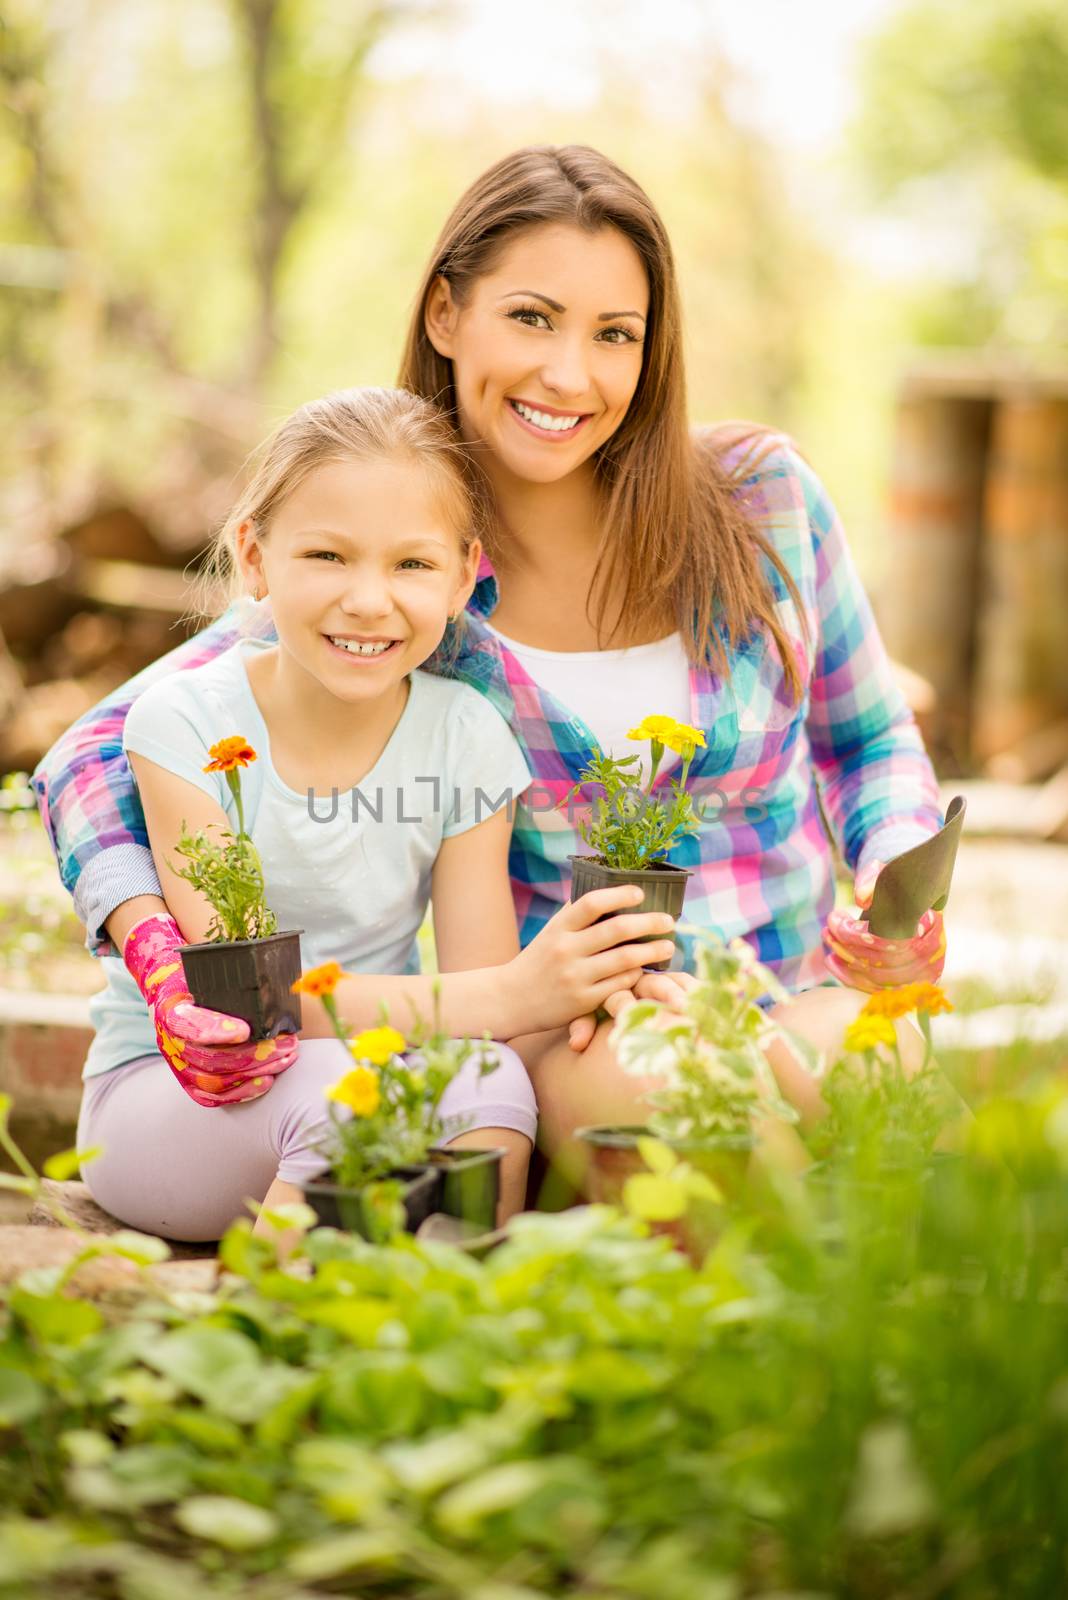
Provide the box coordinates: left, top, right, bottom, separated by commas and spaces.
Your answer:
878, 359, 1068, 778
0, 503, 224, 773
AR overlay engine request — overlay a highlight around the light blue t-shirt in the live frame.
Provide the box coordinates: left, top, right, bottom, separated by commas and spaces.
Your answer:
84, 638, 532, 1078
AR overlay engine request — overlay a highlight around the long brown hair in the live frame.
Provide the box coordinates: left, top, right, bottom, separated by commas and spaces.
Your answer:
397, 144, 807, 698
192, 386, 483, 620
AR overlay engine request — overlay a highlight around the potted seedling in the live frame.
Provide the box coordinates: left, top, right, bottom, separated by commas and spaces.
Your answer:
568, 715, 706, 970
578, 931, 803, 1255
172, 736, 303, 1039
804, 983, 960, 1252
292, 962, 505, 1242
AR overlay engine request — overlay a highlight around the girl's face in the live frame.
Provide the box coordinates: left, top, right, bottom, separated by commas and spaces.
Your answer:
238, 457, 479, 705
425, 222, 649, 485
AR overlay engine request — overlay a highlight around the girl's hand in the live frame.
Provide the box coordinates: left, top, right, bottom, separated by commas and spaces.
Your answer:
568, 969, 699, 1053
505, 887, 678, 1036
822, 857, 947, 993
124, 913, 299, 1106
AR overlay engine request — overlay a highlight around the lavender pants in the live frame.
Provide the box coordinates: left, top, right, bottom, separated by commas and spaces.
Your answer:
76, 1038, 537, 1242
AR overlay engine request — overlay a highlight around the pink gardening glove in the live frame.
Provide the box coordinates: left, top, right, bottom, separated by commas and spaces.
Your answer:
822, 858, 947, 993
123, 913, 298, 1107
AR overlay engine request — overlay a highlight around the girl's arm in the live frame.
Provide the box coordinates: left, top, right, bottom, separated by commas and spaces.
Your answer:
300, 886, 679, 1045
430, 807, 519, 971
31, 607, 268, 956
132, 745, 672, 1045
126, 752, 234, 946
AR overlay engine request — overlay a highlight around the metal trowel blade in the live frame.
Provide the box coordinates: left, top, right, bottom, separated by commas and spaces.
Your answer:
861, 795, 966, 941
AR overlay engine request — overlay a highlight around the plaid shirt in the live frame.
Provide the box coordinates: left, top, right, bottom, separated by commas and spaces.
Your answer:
32, 438, 941, 990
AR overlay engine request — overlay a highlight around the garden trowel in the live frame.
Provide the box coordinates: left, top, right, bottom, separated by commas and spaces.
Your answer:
861, 794, 966, 940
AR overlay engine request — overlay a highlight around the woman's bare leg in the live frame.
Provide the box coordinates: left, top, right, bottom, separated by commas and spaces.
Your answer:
511, 1023, 665, 1194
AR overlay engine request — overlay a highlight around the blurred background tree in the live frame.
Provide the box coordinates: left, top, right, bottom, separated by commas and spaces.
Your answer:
854, 0, 1068, 350
1, 0, 1063, 573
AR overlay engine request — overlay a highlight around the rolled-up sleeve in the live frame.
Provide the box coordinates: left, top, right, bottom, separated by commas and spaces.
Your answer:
798, 454, 943, 874
31, 606, 262, 955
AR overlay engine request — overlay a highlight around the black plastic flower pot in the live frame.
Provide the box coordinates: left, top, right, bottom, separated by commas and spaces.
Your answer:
431, 1146, 505, 1230
178, 928, 304, 1040
302, 1165, 441, 1240
568, 856, 692, 971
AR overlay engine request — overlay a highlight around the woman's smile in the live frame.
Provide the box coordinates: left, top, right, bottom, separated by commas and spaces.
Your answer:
507, 396, 594, 441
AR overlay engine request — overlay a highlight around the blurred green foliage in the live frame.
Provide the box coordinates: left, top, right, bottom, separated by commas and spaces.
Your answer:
0, 0, 875, 560
2, 0, 1064, 585
855, 0, 1068, 349
4, 1064, 1068, 1595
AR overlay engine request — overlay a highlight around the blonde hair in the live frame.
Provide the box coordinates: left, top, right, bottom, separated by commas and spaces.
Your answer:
398, 144, 808, 699
193, 386, 483, 618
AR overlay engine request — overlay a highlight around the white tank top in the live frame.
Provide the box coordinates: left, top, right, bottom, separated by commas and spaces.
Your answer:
486, 624, 693, 771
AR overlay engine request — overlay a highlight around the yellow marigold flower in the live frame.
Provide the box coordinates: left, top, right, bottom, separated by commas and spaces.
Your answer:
627, 715, 679, 744
349, 1025, 407, 1066
863, 983, 953, 1021
325, 1066, 381, 1117
843, 1013, 897, 1054
203, 736, 258, 774
627, 715, 708, 758
291, 961, 345, 997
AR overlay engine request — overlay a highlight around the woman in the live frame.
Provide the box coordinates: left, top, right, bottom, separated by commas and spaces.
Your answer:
34, 145, 945, 1188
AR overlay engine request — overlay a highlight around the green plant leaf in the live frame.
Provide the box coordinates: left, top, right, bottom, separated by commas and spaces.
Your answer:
42, 1145, 102, 1181
636, 1135, 678, 1176
59, 1428, 115, 1466
0, 1367, 45, 1426
145, 1325, 301, 1422
0, 1173, 36, 1195
258, 1200, 317, 1232
105, 1230, 172, 1265
286, 1529, 404, 1582
218, 1218, 276, 1278
623, 1173, 688, 1221
384, 1428, 492, 1495
434, 1459, 554, 1536
69, 1444, 195, 1510
302, 1296, 397, 1343
174, 1495, 278, 1550
10, 1289, 104, 1346
684, 1170, 723, 1204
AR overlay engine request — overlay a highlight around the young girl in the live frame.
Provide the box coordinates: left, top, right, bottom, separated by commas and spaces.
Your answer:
75, 387, 678, 1238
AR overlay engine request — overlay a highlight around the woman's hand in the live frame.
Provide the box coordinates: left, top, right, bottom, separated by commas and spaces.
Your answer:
567, 969, 699, 1053
822, 858, 947, 993
124, 913, 299, 1106
503, 887, 678, 1037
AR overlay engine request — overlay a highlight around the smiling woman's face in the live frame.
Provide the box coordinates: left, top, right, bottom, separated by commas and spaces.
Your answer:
425, 222, 649, 485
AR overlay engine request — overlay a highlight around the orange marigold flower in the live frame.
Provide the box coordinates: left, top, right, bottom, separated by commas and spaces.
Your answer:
203, 736, 258, 774
863, 982, 953, 1021
291, 961, 345, 997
